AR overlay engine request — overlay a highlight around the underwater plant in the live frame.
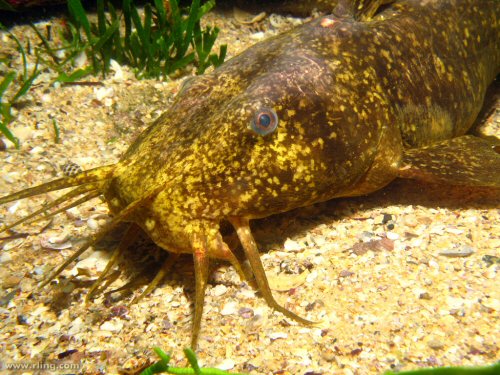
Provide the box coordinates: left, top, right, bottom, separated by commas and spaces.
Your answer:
0, 22, 40, 148
32, 0, 226, 80
140, 348, 248, 375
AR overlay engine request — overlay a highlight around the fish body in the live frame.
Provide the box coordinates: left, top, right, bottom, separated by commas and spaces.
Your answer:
1, 0, 499, 347
107, 0, 499, 251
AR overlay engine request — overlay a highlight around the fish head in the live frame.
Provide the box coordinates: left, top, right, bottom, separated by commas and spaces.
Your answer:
108, 25, 391, 253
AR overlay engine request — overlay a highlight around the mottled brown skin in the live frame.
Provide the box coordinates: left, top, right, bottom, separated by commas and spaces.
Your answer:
1, 0, 499, 348
108, 0, 499, 250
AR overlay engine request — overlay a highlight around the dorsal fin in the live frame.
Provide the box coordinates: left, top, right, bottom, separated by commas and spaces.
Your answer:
334, 0, 394, 21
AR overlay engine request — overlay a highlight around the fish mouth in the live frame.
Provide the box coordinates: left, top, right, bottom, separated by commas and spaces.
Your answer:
124, 207, 316, 348
45, 209, 314, 349
0, 165, 314, 349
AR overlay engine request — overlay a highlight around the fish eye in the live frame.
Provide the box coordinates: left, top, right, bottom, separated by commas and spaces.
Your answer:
250, 108, 279, 136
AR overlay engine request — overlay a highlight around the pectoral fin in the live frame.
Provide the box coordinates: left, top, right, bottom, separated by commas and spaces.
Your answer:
398, 135, 500, 187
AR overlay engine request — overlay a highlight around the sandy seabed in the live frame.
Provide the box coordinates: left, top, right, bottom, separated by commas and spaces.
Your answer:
0, 5, 499, 375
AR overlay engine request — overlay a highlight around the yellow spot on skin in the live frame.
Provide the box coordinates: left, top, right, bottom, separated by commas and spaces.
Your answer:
145, 218, 156, 231
329, 132, 337, 139
312, 138, 325, 149
434, 56, 446, 75
380, 49, 393, 63
240, 191, 254, 203
295, 123, 305, 136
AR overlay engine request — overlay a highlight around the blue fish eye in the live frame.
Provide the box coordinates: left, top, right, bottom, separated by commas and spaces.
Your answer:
259, 114, 271, 127
250, 108, 278, 136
